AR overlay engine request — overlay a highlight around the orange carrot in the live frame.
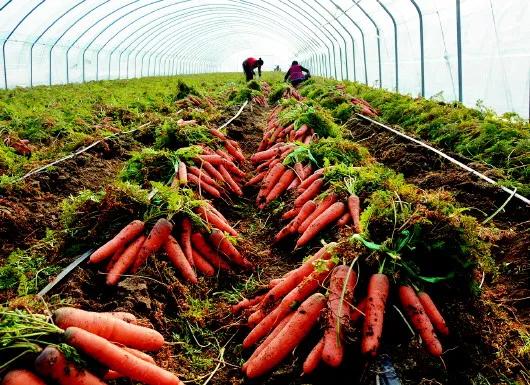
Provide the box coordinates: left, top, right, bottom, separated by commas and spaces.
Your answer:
256, 157, 280, 173
197, 154, 225, 165
399, 286, 443, 356
294, 178, 324, 208
348, 194, 362, 233
54, 307, 164, 351
104, 243, 127, 272
296, 202, 346, 248
298, 194, 338, 234
191, 233, 230, 270
245, 171, 267, 187
209, 128, 227, 140
224, 141, 245, 163
200, 162, 225, 183
165, 236, 198, 283
418, 292, 449, 336
187, 174, 221, 198
65, 327, 182, 385
297, 169, 324, 192
294, 124, 309, 139
303, 337, 324, 375
250, 147, 282, 164
102, 311, 137, 324
281, 207, 300, 220
256, 163, 285, 205
209, 229, 252, 268
243, 260, 335, 349
122, 347, 156, 364
268, 278, 284, 288
205, 202, 229, 224
242, 313, 294, 374
180, 217, 194, 267
216, 148, 234, 162
337, 212, 351, 227
322, 266, 357, 367
188, 166, 221, 188
289, 200, 318, 233
89, 220, 145, 264
178, 161, 187, 184
261, 168, 296, 208
221, 159, 245, 178
131, 219, 173, 273
1, 370, 46, 385
103, 370, 123, 380
191, 249, 215, 276
245, 293, 327, 378
219, 164, 243, 196
362, 273, 390, 357
106, 235, 146, 285
231, 294, 266, 314
196, 206, 238, 236
34, 346, 105, 385
350, 297, 367, 324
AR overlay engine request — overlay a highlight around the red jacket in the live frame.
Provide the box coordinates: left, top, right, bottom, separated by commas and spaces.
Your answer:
245, 57, 258, 68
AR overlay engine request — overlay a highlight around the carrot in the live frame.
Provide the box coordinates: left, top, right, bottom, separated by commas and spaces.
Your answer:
221, 159, 245, 178
200, 162, 225, 183
204, 202, 229, 224
65, 327, 182, 385
348, 194, 362, 233
178, 161, 187, 184
89, 220, 145, 263
209, 229, 252, 268
261, 169, 296, 208
188, 166, 221, 188
190, 233, 231, 270
256, 163, 285, 205
180, 217, 194, 267
224, 141, 245, 163
303, 134, 312, 145
102, 311, 137, 324
165, 236, 198, 283
54, 307, 164, 351
34, 346, 105, 385
250, 147, 281, 164
294, 124, 309, 140
245, 293, 327, 378
256, 157, 280, 173
268, 278, 284, 288
103, 370, 123, 380
350, 297, 367, 324
243, 260, 335, 349
106, 235, 146, 285
418, 292, 449, 336
297, 169, 324, 192
242, 313, 294, 374
337, 212, 351, 226
197, 154, 224, 165
245, 171, 267, 187
281, 206, 300, 220
187, 174, 221, 198
219, 165, 243, 196
294, 178, 324, 208
296, 202, 346, 248
322, 266, 357, 367
303, 337, 325, 375
287, 162, 304, 190
231, 294, 266, 314
104, 243, 127, 272
216, 148, 234, 162
289, 200, 318, 233
196, 206, 238, 236
209, 128, 227, 140
399, 286, 443, 356
298, 194, 337, 234
122, 347, 156, 364
1, 370, 46, 385
131, 218, 173, 273
191, 249, 215, 276
362, 273, 390, 357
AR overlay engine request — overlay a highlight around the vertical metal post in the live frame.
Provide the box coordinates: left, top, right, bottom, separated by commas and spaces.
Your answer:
352, 1, 382, 87
456, 0, 463, 102
377, 0, 398, 91
410, 0, 425, 97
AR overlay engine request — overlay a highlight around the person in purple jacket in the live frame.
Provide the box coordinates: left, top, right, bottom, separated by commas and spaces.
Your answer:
284, 61, 311, 86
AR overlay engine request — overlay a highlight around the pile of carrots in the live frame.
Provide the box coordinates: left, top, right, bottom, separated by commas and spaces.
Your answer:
251, 94, 268, 107
232, 245, 449, 378
1, 308, 182, 385
350, 97, 378, 118
172, 135, 246, 199
175, 94, 214, 109
89, 210, 251, 286
283, 86, 303, 101
4, 137, 32, 156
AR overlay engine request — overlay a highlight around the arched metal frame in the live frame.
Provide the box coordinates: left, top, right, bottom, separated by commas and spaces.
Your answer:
0, 0, 465, 107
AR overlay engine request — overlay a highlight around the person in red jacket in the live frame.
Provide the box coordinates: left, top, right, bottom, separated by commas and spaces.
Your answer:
284, 61, 311, 86
242, 57, 264, 81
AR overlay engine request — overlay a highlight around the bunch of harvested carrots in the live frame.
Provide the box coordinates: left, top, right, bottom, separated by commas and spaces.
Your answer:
233, 245, 449, 378
172, 133, 246, 198
350, 97, 378, 117
1, 308, 181, 385
283, 86, 303, 101
175, 94, 214, 109
251, 94, 268, 107
89, 210, 250, 285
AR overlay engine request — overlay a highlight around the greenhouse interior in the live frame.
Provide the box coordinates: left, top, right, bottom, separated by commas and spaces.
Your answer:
0, 1, 528, 384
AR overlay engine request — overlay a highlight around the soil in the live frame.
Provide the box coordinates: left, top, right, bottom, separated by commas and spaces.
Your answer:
2, 104, 529, 385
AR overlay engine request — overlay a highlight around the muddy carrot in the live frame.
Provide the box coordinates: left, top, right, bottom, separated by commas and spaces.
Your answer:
261, 169, 296, 208
245, 293, 327, 378
281, 206, 301, 220
187, 174, 221, 198
188, 166, 221, 188
191, 249, 215, 276
102, 311, 137, 324
418, 292, 449, 336
296, 202, 346, 248
348, 194, 362, 233
105, 244, 127, 272
399, 286, 443, 356
107, 235, 146, 285
209, 229, 252, 268
196, 206, 238, 236
224, 141, 245, 163
34, 346, 105, 385
298, 194, 338, 234
350, 298, 367, 324
219, 165, 243, 196
180, 217, 194, 267
246, 171, 267, 187
90, 220, 145, 264
337, 212, 351, 226
178, 161, 187, 184
200, 162, 225, 183
231, 294, 266, 314
65, 327, 182, 385
297, 169, 324, 192
1, 370, 46, 385
53, 307, 164, 351
303, 337, 325, 375
131, 219, 173, 273
165, 236, 198, 284
256, 163, 285, 205
362, 274, 390, 357
251, 147, 282, 164
190, 233, 231, 270
294, 178, 324, 208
